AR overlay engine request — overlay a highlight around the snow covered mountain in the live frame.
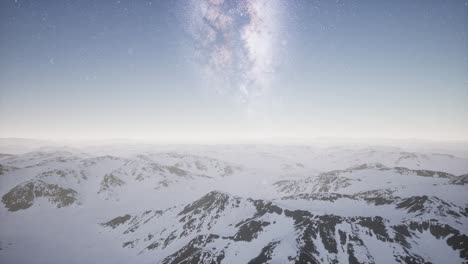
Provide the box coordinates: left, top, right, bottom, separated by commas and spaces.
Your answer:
0, 143, 467, 263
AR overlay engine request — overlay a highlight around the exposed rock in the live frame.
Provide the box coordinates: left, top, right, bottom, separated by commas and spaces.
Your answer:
2, 180, 78, 211
101, 214, 131, 229
98, 173, 125, 194
161, 234, 225, 264
248, 241, 280, 264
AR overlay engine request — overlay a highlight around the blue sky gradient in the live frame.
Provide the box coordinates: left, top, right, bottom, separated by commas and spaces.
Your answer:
0, 0, 467, 141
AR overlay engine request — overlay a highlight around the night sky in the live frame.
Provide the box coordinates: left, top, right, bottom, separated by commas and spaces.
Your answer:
0, 0, 467, 141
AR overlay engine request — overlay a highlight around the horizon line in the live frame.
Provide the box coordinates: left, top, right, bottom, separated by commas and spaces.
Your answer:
1, 136, 467, 144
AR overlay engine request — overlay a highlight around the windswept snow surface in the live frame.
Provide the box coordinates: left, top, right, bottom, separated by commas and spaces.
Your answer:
0, 142, 467, 263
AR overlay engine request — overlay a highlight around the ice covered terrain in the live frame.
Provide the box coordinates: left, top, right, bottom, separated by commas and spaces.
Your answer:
0, 140, 467, 263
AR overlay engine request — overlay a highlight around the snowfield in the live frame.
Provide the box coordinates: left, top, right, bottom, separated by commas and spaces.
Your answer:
0, 141, 467, 263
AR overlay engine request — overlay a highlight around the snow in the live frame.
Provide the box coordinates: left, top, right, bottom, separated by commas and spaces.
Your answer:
0, 141, 467, 263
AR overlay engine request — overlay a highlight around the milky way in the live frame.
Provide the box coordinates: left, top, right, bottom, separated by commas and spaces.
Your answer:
184, 0, 288, 108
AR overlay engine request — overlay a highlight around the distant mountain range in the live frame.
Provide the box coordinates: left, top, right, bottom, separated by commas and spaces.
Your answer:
0, 143, 467, 263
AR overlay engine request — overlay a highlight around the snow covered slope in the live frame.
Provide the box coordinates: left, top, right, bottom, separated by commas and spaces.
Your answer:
0, 143, 467, 263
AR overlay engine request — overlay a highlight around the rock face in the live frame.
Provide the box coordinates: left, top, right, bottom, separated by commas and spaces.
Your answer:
98, 173, 125, 193
274, 163, 468, 196
1, 180, 78, 211
451, 174, 468, 185
102, 191, 468, 263
101, 214, 131, 229
0, 164, 16, 175
0, 145, 467, 263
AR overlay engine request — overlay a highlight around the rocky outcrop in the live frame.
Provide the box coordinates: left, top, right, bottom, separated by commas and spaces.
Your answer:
102, 191, 468, 263
2, 180, 78, 211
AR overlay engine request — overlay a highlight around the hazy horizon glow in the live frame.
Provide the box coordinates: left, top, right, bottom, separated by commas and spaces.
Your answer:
1, 0, 467, 141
